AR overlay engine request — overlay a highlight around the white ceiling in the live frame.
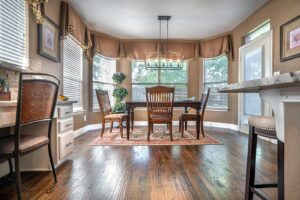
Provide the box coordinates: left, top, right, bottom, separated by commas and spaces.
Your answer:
70, 0, 268, 40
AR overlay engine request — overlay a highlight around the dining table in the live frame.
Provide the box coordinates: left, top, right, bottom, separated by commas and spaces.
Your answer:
125, 100, 202, 140
218, 71, 300, 200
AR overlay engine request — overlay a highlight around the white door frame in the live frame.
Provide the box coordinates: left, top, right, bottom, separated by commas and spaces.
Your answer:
238, 30, 273, 133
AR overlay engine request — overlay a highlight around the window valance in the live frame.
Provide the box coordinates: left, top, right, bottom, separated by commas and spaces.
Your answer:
199, 35, 234, 60
160, 42, 197, 60
60, 1, 91, 49
122, 41, 158, 60
93, 35, 121, 58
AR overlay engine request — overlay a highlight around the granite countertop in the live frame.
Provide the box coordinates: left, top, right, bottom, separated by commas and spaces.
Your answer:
218, 71, 300, 93
56, 100, 77, 105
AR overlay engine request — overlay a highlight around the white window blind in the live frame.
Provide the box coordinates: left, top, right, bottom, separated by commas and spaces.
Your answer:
63, 36, 83, 109
0, 0, 27, 69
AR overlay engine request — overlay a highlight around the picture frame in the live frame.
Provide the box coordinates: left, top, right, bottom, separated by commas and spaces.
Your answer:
38, 16, 60, 62
280, 15, 300, 62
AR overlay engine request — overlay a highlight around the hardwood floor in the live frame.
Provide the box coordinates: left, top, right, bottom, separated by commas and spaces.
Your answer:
0, 127, 277, 200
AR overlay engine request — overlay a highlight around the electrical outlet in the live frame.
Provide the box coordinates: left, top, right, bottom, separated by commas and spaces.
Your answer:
83, 115, 87, 121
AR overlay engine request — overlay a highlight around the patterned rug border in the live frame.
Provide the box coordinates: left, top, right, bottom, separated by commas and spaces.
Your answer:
90, 128, 223, 146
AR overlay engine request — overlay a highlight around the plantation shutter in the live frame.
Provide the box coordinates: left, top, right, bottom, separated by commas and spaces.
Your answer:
63, 36, 83, 108
0, 0, 27, 68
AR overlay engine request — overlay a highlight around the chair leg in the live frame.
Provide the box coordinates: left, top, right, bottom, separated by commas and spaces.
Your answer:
8, 158, 13, 180
278, 140, 284, 200
48, 143, 57, 182
201, 120, 205, 137
169, 122, 173, 141
184, 121, 187, 131
181, 120, 184, 137
179, 120, 181, 132
110, 121, 113, 133
245, 125, 257, 200
151, 123, 154, 133
147, 122, 151, 141
119, 120, 123, 138
101, 120, 106, 137
15, 155, 22, 200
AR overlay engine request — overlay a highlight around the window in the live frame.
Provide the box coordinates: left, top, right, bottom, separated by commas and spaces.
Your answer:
92, 54, 116, 109
132, 61, 188, 101
63, 36, 83, 110
243, 20, 270, 44
0, 0, 27, 69
203, 55, 228, 110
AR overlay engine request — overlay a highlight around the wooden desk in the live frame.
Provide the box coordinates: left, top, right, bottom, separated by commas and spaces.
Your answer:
125, 101, 202, 140
219, 71, 300, 200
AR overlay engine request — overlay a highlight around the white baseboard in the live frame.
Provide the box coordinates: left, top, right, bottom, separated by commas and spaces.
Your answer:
74, 121, 239, 138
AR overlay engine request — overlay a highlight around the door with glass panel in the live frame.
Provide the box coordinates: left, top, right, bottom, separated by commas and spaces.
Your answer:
239, 31, 273, 133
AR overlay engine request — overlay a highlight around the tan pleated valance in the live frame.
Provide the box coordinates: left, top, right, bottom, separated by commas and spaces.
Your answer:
60, 1, 91, 48
93, 35, 121, 58
199, 35, 234, 60
122, 41, 158, 60
160, 42, 197, 60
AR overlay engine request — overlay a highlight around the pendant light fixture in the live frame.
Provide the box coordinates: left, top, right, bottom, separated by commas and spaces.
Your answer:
145, 16, 184, 70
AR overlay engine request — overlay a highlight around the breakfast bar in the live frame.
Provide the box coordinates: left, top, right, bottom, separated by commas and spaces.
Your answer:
218, 71, 300, 200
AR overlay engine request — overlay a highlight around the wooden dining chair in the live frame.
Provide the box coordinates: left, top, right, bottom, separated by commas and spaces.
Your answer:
0, 73, 60, 200
179, 88, 210, 139
96, 89, 128, 137
146, 86, 175, 141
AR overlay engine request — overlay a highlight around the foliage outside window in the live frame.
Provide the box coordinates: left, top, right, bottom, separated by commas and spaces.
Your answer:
203, 55, 228, 110
93, 54, 116, 110
243, 20, 270, 44
132, 61, 188, 101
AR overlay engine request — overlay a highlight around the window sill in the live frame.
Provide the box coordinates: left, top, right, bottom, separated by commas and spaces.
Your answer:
73, 108, 86, 115
206, 108, 230, 112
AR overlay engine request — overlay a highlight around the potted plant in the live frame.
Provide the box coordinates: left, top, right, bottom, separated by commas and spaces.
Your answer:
0, 77, 6, 92
112, 72, 128, 113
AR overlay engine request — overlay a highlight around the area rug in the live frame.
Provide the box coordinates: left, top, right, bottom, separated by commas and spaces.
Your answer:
90, 127, 222, 146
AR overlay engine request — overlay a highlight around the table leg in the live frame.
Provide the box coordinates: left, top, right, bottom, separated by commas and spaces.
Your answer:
184, 106, 188, 130
126, 106, 130, 140
131, 108, 134, 131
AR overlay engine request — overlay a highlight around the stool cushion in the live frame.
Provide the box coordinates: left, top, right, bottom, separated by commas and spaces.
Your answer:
248, 116, 276, 131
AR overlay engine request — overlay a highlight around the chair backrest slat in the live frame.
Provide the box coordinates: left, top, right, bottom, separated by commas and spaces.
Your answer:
146, 86, 175, 116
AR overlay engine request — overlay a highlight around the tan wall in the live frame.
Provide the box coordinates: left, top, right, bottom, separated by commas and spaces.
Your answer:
2, 0, 300, 129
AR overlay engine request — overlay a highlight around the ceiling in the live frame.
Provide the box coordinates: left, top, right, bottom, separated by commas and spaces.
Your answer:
70, 0, 268, 40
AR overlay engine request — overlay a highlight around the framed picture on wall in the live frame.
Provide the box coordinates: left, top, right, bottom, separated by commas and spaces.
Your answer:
38, 16, 60, 62
280, 15, 300, 62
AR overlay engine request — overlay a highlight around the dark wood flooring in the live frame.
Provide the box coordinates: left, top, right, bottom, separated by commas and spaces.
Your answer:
0, 127, 277, 200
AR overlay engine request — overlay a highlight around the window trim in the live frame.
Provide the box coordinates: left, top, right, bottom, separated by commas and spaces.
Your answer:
203, 55, 229, 111
242, 19, 271, 45
0, 0, 29, 71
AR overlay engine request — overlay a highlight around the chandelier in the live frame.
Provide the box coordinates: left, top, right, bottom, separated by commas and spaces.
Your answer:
25, 0, 48, 24
145, 16, 184, 70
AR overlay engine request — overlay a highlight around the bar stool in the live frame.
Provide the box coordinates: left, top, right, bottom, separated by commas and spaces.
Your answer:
245, 116, 284, 200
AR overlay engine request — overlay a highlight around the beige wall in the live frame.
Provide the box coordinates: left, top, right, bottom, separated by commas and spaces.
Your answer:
2, 0, 300, 129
